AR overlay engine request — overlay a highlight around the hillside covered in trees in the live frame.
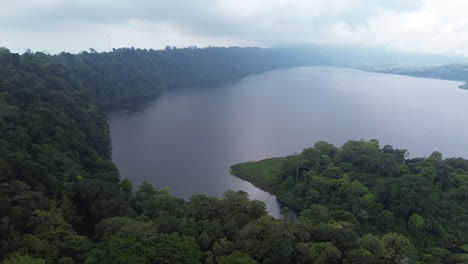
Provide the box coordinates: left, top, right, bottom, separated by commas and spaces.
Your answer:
55, 46, 323, 107
0, 46, 318, 263
1, 46, 468, 263
231, 140, 468, 263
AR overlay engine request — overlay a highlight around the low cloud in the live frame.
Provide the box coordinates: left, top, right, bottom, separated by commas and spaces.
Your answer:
1, 0, 467, 57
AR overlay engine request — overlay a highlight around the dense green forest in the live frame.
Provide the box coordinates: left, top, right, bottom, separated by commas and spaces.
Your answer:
0, 46, 318, 263
231, 140, 468, 263
1, 45, 468, 263
55, 46, 322, 107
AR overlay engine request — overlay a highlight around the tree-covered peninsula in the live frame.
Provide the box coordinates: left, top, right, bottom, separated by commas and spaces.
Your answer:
1, 46, 467, 263
231, 140, 468, 263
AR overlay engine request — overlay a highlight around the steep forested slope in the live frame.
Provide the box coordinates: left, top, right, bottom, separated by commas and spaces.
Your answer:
55, 46, 318, 106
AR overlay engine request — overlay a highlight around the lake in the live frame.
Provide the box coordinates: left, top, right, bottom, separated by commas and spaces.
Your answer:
107, 66, 468, 217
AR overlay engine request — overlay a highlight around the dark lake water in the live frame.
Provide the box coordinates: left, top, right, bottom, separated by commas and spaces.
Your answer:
108, 66, 468, 217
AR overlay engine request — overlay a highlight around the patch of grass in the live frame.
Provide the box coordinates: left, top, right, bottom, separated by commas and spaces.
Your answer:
230, 158, 284, 189
461, 244, 468, 252
231, 158, 305, 210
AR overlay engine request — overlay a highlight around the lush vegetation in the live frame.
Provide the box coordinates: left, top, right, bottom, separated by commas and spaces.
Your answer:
460, 83, 468, 90
2, 45, 468, 263
55, 46, 321, 107
0, 46, 319, 263
232, 140, 468, 262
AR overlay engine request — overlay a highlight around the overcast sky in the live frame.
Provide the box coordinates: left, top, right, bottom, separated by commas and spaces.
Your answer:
1, 0, 468, 56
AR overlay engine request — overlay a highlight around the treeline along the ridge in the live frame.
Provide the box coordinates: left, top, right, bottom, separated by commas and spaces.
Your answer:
55, 46, 320, 107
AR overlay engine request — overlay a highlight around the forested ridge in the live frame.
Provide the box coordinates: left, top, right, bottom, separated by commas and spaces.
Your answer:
0, 46, 319, 263
231, 140, 468, 263
55, 46, 320, 107
1, 45, 468, 263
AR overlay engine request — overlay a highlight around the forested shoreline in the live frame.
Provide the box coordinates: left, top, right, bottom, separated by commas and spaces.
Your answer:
0, 46, 318, 263
56, 46, 322, 107
2, 46, 468, 263
231, 140, 468, 263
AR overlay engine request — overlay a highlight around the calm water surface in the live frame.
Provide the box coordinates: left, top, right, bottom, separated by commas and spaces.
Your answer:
108, 67, 468, 217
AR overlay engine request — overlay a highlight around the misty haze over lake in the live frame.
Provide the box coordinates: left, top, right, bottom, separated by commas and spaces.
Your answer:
108, 67, 468, 216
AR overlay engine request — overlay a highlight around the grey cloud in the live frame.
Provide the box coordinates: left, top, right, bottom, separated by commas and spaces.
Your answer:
1, 0, 467, 57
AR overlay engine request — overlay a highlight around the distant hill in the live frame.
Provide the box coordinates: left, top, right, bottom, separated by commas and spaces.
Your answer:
55, 46, 326, 107
353, 63, 468, 82
277, 44, 468, 86
280, 43, 468, 65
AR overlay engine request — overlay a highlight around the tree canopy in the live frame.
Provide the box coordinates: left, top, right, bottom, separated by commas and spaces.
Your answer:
232, 140, 468, 262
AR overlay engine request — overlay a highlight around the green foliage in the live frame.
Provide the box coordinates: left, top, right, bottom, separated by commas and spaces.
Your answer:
231, 139, 468, 262
152, 233, 202, 264
237, 217, 295, 264
309, 242, 341, 264
218, 251, 257, 264
408, 213, 425, 230
2, 255, 46, 264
